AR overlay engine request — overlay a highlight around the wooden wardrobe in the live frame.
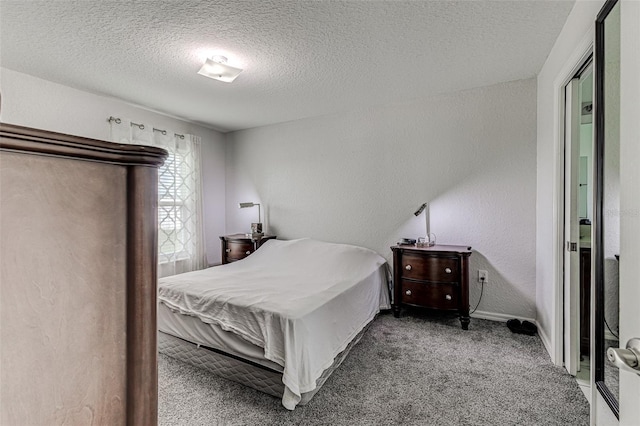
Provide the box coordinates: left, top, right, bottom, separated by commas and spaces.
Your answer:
0, 123, 167, 425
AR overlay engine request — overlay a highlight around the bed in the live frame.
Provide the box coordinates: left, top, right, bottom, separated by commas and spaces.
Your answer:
157, 238, 391, 410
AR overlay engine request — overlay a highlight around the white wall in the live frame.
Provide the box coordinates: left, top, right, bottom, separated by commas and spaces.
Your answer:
0, 68, 227, 266
226, 78, 538, 320
535, 0, 605, 362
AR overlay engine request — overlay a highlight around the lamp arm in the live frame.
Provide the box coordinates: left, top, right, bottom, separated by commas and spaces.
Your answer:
425, 204, 430, 236
258, 204, 261, 223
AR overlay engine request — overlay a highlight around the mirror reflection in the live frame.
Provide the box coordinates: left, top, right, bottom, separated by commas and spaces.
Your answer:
578, 71, 593, 227
577, 67, 593, 372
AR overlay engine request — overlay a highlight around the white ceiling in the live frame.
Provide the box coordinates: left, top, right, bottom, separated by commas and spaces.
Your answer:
0, 0, 574, 133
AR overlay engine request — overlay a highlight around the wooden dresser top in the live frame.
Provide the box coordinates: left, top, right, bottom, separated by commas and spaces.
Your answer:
391, 244, 472, 255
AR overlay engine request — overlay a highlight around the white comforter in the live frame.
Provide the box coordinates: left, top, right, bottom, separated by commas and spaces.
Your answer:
158, 238, 390, 409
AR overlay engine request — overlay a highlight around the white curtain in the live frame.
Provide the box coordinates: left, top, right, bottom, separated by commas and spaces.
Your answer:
110, 117, 207, 277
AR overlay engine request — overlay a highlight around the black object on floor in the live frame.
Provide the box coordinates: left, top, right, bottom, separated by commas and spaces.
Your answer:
507, 319, 521, 333
520, 320, 538, 335
507, 319, 538, 335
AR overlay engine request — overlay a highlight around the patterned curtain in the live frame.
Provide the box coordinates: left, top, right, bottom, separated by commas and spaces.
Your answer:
109, 117, 206, 277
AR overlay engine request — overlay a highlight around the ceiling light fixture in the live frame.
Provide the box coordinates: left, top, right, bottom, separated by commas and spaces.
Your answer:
197, 55, 243, 83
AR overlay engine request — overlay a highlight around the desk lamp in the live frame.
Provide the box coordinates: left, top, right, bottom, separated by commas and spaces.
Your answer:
239, 202, 263, 237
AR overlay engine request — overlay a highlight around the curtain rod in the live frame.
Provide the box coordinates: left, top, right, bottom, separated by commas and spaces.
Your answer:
108, 116, 185, 139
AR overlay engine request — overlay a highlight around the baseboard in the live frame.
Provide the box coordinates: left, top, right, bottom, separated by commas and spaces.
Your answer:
537, 323, 555, 363
470, 310, 535, 324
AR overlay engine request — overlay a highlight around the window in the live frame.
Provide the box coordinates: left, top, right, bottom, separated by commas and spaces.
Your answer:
157, 143, 198, 264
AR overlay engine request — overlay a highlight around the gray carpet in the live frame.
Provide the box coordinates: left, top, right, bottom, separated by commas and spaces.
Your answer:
159, 311, 589, 425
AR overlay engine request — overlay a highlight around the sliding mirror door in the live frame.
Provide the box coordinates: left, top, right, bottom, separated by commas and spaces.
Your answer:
594, 0, 620, 417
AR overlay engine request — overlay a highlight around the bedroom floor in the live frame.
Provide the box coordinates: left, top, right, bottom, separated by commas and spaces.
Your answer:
159, 311, 589, 426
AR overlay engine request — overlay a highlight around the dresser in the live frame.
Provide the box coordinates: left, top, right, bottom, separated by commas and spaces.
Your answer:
0, 123, 167, 425
391, 244, 472, 329
220, 234, 277, 264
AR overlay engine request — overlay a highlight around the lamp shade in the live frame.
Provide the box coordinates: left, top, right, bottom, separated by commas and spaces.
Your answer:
198, 57, 243, 83
414, 203, 427, 216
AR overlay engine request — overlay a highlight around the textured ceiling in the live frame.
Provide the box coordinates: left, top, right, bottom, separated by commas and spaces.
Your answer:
0, 0, 574, 132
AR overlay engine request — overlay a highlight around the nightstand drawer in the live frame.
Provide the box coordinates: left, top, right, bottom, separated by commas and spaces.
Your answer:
401, 254, 459, 282
225, 241, 254, 260
400, 280, 459, 310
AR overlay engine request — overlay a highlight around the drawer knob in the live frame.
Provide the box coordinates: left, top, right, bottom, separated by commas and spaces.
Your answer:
405, 290, 412, 296
405, 265, 412, 271
245, 250, 251, 255
225, 249, 231, 253
445, 267, 452, 274
445, 294, 452, 300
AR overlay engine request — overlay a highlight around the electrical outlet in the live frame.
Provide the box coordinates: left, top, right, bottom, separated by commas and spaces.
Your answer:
478, 270, 488, 283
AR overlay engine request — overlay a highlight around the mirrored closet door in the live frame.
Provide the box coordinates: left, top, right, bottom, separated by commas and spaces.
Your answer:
594, 0, 621, 417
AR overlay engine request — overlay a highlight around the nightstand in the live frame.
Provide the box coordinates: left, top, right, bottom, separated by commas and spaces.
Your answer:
391, 244, 472, 329
220, 234, 276, 264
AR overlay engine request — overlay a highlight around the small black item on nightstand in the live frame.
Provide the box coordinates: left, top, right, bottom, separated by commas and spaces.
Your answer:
398, 238, 416, 245
390, 244, 472, 329
220, 234, 276, 265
